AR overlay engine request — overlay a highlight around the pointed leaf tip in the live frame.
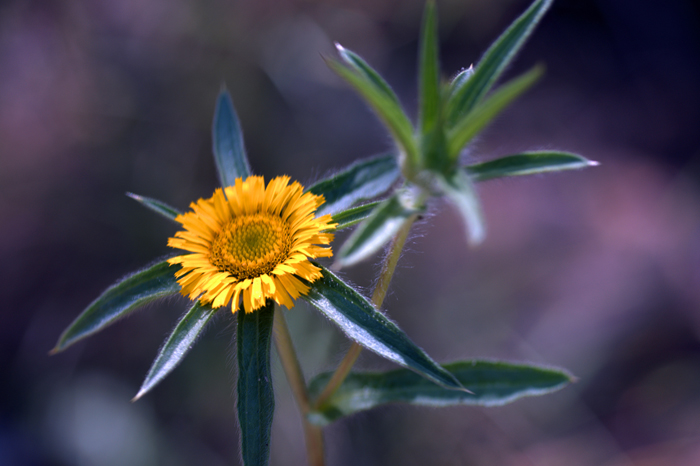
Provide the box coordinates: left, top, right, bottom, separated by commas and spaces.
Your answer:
448, 64, 543, 159
127, 192, 182, 222
134, 301, 218, 400
466, 151, 598, 182
447, 0, 553, 124
307, 360, 573, 425
326, 50, 419, 168
53, 260, 182, 353
213, 89, 252, 186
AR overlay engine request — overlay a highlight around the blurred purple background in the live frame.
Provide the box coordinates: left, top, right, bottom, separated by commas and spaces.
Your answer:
2, 0, 700, 465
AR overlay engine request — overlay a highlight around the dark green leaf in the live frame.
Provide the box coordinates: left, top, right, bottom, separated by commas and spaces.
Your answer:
418, 1, 441, 136
446, 0, 552, 125
52, 261, 181, 353
331, 202, 379, 231
237, 301, 275, 466
126, 192, 181, 223
434, 169, 485, 245
307, 360, 573, 425
448, 65, 542, 159
336, 193, 422, 268
307, 154, 400, 216
133, 302, 218, 401
303, 265, 463, 392
467, 151, 598, 182
335, 43, 401, 105
213, 88, 251, 187
327, 59, 419, 169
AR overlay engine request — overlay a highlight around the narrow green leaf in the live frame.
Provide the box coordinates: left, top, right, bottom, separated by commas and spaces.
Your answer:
133, 302, 218, 401
336, 192, 422, 268
52, 261, 181, 353
467, 151, 599, 182
126, 192, 181, 223
335, 43, 401, 105
435, 169, 485, 245
331, 202, 379, 231
303, 265, 463, 392
307, 154, 400, 216
213, 88, 252, 187
417, 1, 450, 172
327, 59, 419, 169
418, 1, 441, 136
307, 360, 573, 425
446, 0, 553, 125
237, 301, 275, 466
448, 65, 543, 159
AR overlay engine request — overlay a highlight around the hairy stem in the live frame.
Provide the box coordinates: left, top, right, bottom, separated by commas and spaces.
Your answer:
313, 213, 418, 408
273, 309, 325, 466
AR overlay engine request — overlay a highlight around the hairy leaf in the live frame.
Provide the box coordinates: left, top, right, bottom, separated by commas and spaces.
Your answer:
308, 360, 573, 425
446, 0, 553, 125
237, 302, 275, 466
133, 302, 218, 400
213, 88, 252, 187
308, 154, 400, 216
126, 193, 181, 223
52, 261, 181, 353
467, 151, 599, 182
304, 266, 463, 391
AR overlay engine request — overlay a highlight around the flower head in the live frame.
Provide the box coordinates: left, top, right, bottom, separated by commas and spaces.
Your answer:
168, 175, 335, 313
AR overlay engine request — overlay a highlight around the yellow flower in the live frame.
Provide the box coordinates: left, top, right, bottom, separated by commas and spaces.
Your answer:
167, 175, 336, 314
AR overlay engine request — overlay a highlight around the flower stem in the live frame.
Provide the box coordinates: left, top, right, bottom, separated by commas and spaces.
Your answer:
273, 309, 325, 466
313, 213, 418, 409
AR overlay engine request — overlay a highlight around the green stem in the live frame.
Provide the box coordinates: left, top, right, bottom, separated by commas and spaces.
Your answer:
313, 213, 418, 409
273, 310, 325, 466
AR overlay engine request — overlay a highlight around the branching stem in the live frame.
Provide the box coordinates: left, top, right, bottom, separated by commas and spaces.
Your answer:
313, 212, 418, 409
273, 309, 325, 466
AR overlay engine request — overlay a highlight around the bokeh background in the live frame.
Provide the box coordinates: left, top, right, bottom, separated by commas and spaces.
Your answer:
2, 0, 700, 464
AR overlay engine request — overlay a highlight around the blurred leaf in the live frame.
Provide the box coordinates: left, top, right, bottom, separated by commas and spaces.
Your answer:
335, 193, 422, 268
435, 169, 485, 245
467, 151, 598, 182
213, 88, 252, 187
303, 265, 463, 392
52, 261, 181, 353
448, 65, 474, 98
307, 360, 573, 425
418, 1, 449, 172
327, 59, 419, 168
237, 302, 275, 466
331, 202, 379, 231
447, 65, 543, 159
308, 154, 400, 216
126, 192, 181, 223
133, 302, 218, 401
446, 0, 553, 125
335, 43, 401, 105
418, 1, 441, 136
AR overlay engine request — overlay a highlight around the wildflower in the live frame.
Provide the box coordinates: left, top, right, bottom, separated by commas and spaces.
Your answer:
167, 176, 336, 313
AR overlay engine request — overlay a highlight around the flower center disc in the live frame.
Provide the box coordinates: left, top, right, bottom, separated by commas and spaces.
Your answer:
210, 213, 290, 280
